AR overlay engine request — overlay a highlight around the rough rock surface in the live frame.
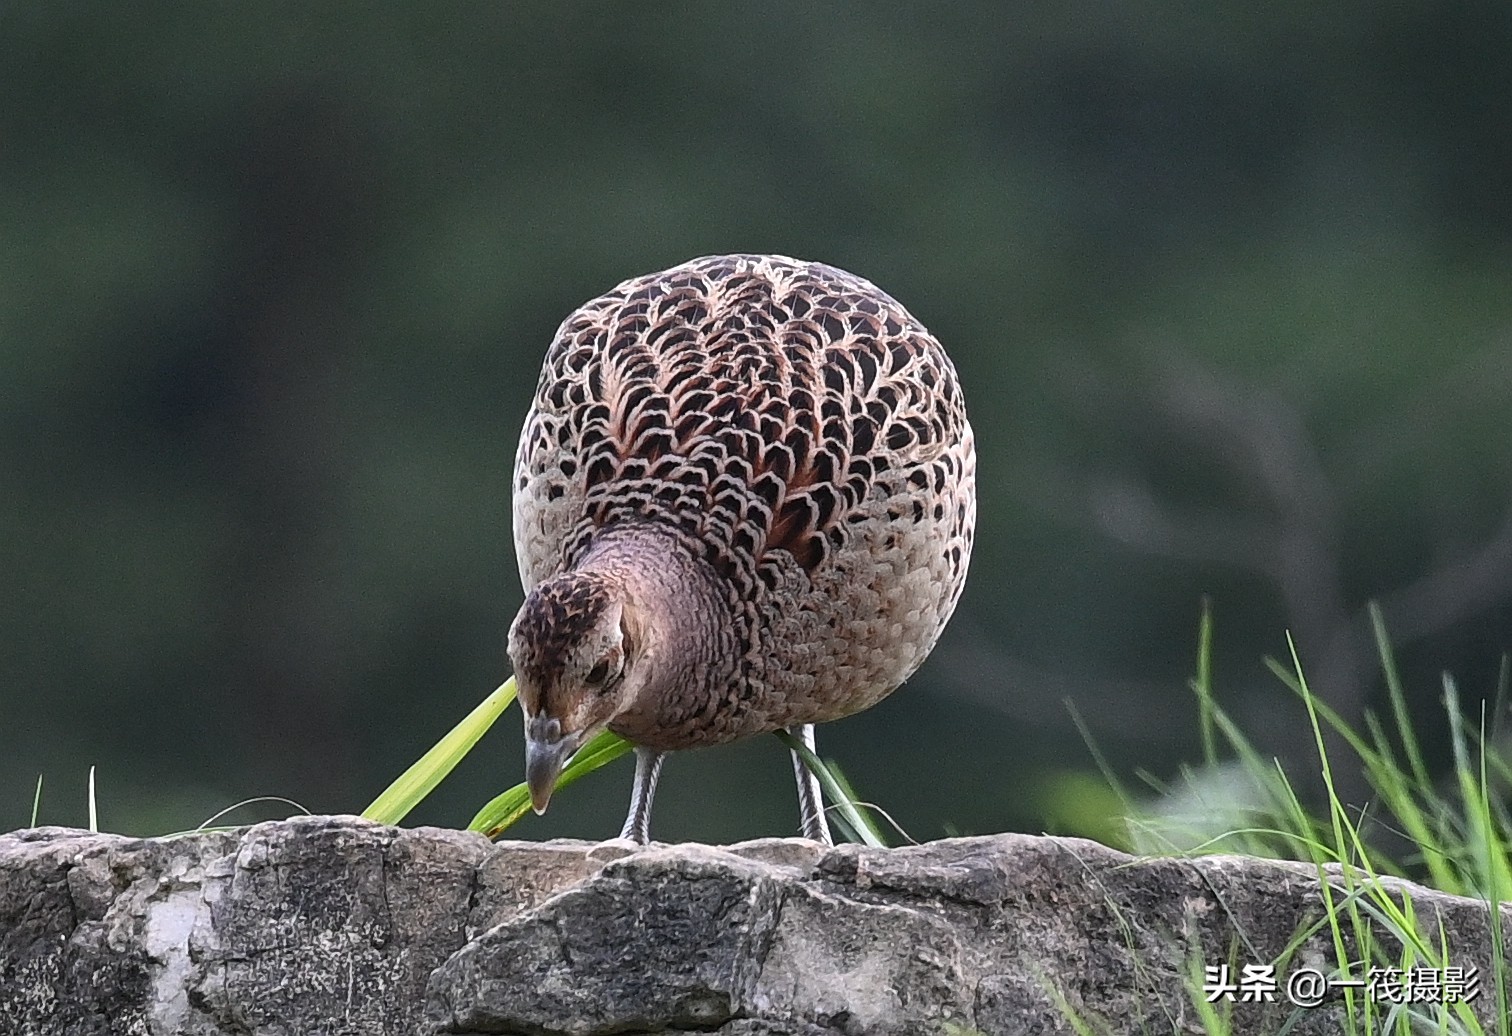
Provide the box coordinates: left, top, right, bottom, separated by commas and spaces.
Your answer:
0, 815, 1504, 1035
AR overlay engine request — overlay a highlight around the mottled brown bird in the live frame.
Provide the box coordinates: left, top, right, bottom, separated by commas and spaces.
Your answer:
508, 254, 975, 843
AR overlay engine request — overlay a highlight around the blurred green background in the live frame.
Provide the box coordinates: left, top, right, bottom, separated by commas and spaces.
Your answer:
5, 2, 1511, 844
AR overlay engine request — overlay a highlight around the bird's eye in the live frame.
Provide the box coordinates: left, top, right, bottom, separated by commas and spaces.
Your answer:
584, 660, 611, 687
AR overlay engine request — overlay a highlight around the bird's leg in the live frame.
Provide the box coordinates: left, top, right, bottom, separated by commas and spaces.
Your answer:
619, 746, 665, 844
789, 723, 832, 845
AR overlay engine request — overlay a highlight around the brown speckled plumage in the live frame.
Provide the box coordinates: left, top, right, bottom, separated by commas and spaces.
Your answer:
509, 254, 975, 840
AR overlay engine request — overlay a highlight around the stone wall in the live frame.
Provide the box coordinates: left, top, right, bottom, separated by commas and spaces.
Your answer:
0, 816, 1503, 1034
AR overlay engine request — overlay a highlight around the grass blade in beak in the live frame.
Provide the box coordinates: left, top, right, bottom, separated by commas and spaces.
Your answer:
469, 730, 632, 839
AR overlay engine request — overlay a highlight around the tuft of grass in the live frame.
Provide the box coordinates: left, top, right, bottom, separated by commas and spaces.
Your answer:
1091, 602, 1510, 1036
467, 729, 633, 839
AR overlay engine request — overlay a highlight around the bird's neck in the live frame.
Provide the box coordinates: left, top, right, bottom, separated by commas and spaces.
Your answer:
572, 523, 738, 739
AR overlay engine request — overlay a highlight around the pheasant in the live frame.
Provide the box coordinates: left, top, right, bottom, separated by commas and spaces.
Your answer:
508, 254, 975, 843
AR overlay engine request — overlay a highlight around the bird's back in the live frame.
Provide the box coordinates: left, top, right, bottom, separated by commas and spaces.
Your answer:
512, 254, 975, 747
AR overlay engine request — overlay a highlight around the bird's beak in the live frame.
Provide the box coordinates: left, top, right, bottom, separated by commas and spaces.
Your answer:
525, 716, 580, 815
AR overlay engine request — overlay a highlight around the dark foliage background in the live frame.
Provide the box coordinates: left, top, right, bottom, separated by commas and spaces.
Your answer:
5, 2, 1511, 842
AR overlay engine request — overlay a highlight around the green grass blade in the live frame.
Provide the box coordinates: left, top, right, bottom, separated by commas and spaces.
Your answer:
468, 729, 633, 838
196, 796, 313, 830
1360, 711, 1454, 890
1067, 697, 1132, 810
362, 677, 518, 826
1466, 688, 1512, 1029
1372, 603, 1432, 791
1194, 596, 1217, 766
30, 774, 42, 827
150, 797, 318, 840
827, 757, 914, 843
1284, 634, 1365, 1026
775, 729, 887, 847
1495, 653, 1510, 746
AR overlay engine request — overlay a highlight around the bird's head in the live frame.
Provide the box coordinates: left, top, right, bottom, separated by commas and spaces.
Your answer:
508, 571, 639, 815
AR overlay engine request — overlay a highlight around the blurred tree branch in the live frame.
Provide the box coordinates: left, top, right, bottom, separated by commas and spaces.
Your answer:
932, 617, 1193, 744
1019, 340, 1512, 803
